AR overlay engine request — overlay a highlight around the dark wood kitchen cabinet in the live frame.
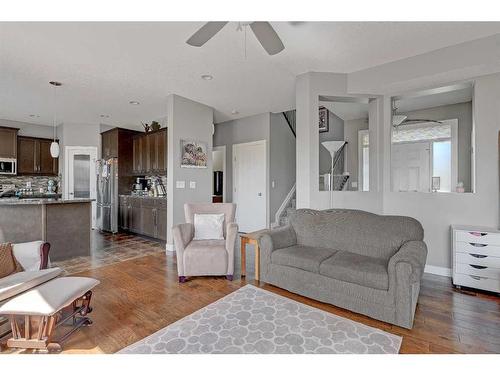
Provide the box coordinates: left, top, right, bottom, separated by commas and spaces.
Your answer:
119, 196, 166, 240
0, 126, 18, 158
132, 129, 167, 175
17, 136, 58, 175
101, 129, 119, 159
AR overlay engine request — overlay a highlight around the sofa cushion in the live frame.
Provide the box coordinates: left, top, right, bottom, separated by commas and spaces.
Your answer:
183, 240, 227, 275
289, 208, 424, 260
319, 251, 389, 290
271, 245, 337, 273
0, 243, 22, 278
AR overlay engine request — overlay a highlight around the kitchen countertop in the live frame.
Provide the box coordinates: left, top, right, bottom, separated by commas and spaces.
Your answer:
0, 198, 95, 206
119, 194, 166, 199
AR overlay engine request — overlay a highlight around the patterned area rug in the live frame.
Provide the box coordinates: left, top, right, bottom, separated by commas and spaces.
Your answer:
120, 285, 402, 354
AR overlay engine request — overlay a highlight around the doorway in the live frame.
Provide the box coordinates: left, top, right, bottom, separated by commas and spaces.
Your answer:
212, 146, 226, 203
233, 140, 267, 233
64, 146, 98, 228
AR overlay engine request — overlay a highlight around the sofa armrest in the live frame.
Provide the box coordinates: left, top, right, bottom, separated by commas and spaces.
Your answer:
259, 225, 297, 252
12, 241, 51, 271
225, 222, 238, 275
172, 223, 194, 277
388, 240, 428, 285
258, 225, 297, 281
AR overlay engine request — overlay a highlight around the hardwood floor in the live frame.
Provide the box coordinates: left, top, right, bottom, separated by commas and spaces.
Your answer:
1, 232, 500, 354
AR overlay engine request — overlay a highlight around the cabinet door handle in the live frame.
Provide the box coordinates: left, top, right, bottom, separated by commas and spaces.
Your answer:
469, 232, 488, 237
470, 264, 488, 269
470, 253, 487, 258
469, 243, 487, 247
469, 275, 485, 280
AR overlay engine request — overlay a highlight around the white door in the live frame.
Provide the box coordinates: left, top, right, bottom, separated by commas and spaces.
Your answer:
65, 146, 98, 228
392, 142, 430, 192
233, 140, 267, 232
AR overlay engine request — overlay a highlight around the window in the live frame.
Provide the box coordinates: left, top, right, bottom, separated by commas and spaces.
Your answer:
358, 130, 369, 191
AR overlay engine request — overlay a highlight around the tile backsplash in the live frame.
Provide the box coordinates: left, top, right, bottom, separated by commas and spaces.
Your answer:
0, 175, 60, 192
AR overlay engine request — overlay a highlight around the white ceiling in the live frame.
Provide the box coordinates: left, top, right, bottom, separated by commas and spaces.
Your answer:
320, 101, 369, 121
1, 22, 499, 129
396, 86, 473, 113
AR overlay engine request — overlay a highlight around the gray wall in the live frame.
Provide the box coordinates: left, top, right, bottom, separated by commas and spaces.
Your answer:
167, 94, 214, 247
318, 110, 344, 174
213, 113, 271, 204
269, 113, 296, 222
0, 118, 54, 139
403, 102, 472, 192
344, 118, 369, 190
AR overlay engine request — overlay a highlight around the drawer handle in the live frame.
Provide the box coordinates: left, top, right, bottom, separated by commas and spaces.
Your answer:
470, 253, 487, 258
469, 232, 488, 237
469, 275, 486, 280
469, 243, 487, 247
469, 264, 488, 269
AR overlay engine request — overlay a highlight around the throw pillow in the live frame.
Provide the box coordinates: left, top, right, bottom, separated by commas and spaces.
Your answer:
193, 214, 225, 240
0, 242, 23, 278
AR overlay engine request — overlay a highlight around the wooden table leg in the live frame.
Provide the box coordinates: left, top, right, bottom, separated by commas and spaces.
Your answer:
240, 237, 247, 277
253, 239, 260, 282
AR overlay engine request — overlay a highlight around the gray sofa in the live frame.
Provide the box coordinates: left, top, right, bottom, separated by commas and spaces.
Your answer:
259, 209, 427, 329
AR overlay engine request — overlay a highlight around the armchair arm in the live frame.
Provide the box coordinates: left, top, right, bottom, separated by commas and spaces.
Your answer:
388, 240, 428, 286
258, 225, 297, 282
225, 222, 238, 276
172, 223, 194, 277
12, 241, 51, 271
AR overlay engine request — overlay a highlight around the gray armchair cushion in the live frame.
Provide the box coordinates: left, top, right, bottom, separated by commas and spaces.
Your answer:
272, 245, 337, 273
320, 251, 389, 290
289, 209, 423, 260
184, 240, 227, 276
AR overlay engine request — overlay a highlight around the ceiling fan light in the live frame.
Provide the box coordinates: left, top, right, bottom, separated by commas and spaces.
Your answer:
50, 141, 60, 158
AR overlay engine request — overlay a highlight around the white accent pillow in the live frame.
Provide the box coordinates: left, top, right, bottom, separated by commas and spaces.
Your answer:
193, 214, 225, 240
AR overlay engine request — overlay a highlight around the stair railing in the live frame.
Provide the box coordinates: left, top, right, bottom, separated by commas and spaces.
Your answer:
282, 110, 296, 138
272, 183, 296, 228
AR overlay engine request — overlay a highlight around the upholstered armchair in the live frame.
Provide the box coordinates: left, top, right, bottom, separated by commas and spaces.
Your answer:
172, 203, 238, 282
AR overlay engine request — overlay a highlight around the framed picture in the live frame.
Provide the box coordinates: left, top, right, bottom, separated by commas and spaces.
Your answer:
319, 106, 329, 133
180, 139, 208, 168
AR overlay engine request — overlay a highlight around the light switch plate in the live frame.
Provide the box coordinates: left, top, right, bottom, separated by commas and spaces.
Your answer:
176, 180, 185, 189
189, 181, 196, 189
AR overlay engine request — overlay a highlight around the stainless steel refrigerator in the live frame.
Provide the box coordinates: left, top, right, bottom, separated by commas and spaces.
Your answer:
96, 158, 118, 233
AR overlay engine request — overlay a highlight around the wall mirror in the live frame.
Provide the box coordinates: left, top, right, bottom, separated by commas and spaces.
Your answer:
318, 95, 376, 192
391, 82, 474, 193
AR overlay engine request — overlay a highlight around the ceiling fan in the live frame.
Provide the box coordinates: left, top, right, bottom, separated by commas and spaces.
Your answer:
186, 22, 285, 56
392, 102, 443, 127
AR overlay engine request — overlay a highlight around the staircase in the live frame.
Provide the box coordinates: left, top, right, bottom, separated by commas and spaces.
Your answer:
283, 110, 296, 137
273, 186, 296, 228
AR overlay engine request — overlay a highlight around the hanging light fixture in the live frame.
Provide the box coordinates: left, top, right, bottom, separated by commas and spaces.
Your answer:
49, 81, 62, 158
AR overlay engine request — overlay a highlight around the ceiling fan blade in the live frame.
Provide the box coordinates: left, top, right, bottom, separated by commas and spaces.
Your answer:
186, 22, 228, 47
250, 22, 284, 55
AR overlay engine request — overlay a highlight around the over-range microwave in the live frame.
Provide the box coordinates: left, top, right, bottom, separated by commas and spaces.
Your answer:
0, 158, 16, 175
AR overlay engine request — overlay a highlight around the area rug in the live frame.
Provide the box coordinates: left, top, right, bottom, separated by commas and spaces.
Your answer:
119, 285, 402, 354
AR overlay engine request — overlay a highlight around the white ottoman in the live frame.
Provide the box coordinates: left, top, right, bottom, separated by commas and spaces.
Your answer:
0, 276, 99, 351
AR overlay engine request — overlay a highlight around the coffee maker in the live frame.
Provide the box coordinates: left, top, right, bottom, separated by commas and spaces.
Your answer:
132, 177, 148, 194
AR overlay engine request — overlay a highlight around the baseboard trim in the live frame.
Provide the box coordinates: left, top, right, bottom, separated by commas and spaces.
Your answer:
424, 265, 451, 277
165, 243, 175, 252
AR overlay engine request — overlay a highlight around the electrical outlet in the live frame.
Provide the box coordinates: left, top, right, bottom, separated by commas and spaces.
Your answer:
189, 181, 196, 189
351, 181, 358, 188
176, 180, 185, 189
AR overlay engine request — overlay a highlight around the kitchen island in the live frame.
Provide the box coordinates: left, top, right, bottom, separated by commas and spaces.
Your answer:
0, 198, 93, 261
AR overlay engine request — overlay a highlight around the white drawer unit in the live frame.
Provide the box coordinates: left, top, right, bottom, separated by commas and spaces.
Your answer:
452, 225, 500, 294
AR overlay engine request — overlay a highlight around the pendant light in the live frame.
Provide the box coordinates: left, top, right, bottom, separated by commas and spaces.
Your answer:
49, 81, 62, 158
